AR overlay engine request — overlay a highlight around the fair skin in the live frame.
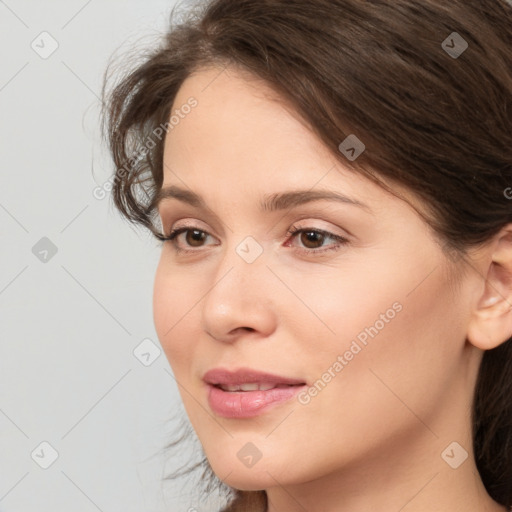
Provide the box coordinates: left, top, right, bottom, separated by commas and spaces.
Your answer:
153, 64, 512, 512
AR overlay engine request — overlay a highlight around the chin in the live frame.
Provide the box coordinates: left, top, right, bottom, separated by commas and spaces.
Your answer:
207, 449, 305, 491
205, 451, 270, 484
212, 468, 276, 492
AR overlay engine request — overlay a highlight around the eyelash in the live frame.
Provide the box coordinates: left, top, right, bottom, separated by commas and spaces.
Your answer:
161, 225, 349, 256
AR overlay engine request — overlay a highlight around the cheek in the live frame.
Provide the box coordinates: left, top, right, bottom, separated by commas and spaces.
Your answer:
152, 256, 201, 369
289, 252, 460, 409
279, 260, 407, 360
305, 261, 462, 431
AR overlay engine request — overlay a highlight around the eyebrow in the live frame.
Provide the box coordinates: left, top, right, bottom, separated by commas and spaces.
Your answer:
152, 185, 372, 214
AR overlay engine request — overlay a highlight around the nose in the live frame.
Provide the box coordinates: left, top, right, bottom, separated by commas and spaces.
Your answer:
200, 242, 277, 343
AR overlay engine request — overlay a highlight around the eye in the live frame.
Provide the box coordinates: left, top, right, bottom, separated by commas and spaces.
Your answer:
284, 226, 349, 255
161, 226, 216, 254
161, 225, 349, 256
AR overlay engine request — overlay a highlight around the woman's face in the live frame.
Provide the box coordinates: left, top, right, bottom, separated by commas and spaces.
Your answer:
153, 64, 482, 491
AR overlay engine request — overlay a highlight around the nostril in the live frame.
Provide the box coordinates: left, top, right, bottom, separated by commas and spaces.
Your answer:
232, 327, 255, 334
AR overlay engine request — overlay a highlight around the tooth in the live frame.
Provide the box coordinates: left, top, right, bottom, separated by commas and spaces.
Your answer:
223, 385, 242, 392
220, 382, 279, 392
257, 383, 275, 391
239, 383, 260, 391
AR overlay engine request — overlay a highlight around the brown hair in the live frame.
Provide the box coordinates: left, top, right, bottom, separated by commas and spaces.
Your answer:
100, 0, 512, 510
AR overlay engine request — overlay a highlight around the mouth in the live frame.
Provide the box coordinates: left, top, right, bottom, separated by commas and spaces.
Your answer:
212, 382, 304, 392
202, 368, 307, 418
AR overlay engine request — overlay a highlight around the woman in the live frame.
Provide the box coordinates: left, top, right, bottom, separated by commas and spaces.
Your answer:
100, 0, 512, 510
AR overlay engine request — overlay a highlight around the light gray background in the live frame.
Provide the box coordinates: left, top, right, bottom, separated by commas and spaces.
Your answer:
5, 2, 510, 512
0, 1, 224, 511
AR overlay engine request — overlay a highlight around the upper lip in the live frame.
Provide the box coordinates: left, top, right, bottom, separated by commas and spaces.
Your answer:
203, 367, 306, 386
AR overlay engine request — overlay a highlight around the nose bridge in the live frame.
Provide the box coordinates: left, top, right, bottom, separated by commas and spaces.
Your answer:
208, 234, 266, 305
200, 233, 274, 340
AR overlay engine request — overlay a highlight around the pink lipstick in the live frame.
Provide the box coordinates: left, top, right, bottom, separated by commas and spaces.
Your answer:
203, 367, 307, 418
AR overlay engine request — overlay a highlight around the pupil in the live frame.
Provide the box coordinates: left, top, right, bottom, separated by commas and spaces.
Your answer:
187, 230, 205, 246
302, 231, 323, 248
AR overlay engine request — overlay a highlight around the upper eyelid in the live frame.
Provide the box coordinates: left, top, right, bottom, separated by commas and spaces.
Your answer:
166, 224, 348, 246
165, 220, 347, 238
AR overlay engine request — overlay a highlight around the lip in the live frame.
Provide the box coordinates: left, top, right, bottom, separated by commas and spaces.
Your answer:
202, 367, 306, 387
203, 367, 307, 418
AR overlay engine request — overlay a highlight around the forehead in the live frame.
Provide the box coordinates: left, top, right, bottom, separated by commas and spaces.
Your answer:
167, 64, 328, 161
164, 66, 365, 191
161, 64, 425, 223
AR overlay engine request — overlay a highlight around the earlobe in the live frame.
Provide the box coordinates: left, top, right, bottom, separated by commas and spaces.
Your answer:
466, 225, 512, 351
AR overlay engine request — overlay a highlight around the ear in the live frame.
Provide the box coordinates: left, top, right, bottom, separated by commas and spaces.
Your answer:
467, 225, 512, 350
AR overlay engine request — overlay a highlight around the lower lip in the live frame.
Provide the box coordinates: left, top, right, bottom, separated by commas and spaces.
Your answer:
206, 383, 306, 418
